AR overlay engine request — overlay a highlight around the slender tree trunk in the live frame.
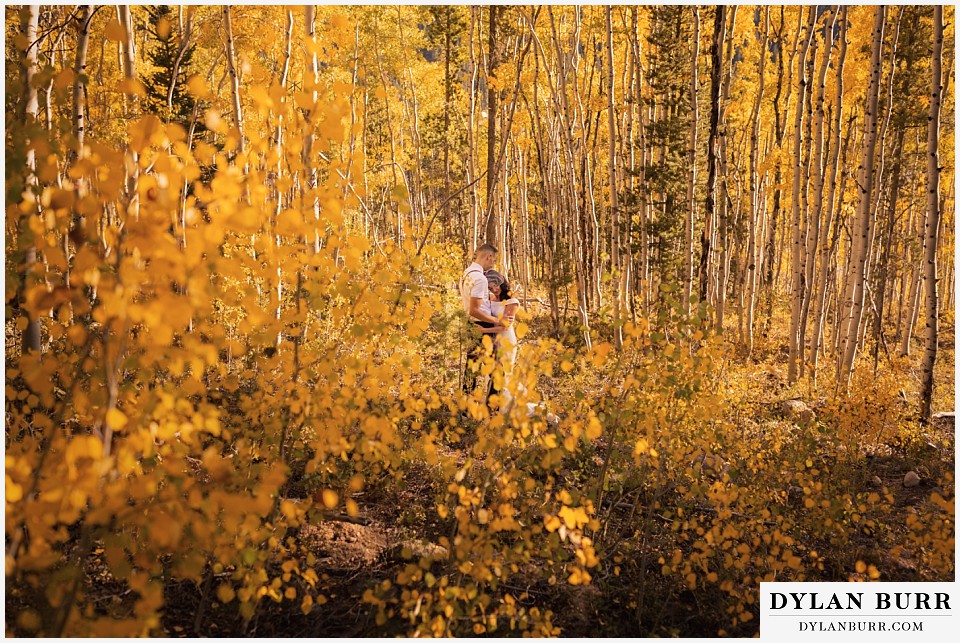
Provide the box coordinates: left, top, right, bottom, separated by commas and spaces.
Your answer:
684, 6, 700, 314
798, 8, 836, 378
787, 6, 815, 383
745, 8, 768, 356
20, 6, 41, 355
222, 6, 244, 154
166, 9, 195, 116
272, 9, 293, 348
762, 7, 798, 332
443, 7, 453, 240
701, 6, 724, 307
872, 125, 906, 372
839, 5, 886, 383
715, 6, 736, 332
303, 6, 320, 250
920, 6, 943, 420
606, 5, 623, 348
485, 5, 498, 244
118, 5, 139, 218
809, 7, 848, 381
70, 6, 94, 164
467, 6, 479, 250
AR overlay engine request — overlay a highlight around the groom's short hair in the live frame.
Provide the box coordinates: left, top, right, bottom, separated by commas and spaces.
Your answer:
475, 243, 497, 257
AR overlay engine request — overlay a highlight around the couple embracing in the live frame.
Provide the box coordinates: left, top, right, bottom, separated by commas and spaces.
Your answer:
459, 244, 520, 410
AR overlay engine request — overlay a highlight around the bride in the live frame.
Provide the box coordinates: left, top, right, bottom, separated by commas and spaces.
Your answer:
485, 270, 559, 423
485, 270, 532, 413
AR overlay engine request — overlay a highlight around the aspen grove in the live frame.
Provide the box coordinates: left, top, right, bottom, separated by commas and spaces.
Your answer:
4, 4, 955, 637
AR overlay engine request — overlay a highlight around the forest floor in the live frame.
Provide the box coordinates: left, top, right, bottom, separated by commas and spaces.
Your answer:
145, 426, 953, 638
7, 305, 955, 638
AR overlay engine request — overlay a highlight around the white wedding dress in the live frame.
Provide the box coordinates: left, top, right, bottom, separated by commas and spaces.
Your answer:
492, 298, 524, 412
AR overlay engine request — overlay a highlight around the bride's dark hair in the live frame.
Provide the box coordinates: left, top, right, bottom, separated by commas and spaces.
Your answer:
499, 281, 512, 301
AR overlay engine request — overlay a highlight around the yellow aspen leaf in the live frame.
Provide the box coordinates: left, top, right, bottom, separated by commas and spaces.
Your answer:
348, 474, 364, 492
285, 587, 297, 600
321, 489, 338, 509
345, 499, 359, 517
543, 515, 561, 532
585, 416, 602, 440
634, 438, 649, 455
855, 560, 867, 573
515, 321, 528, 339
104, 19, 127, 43
66, 435, 103, 462
590, 342, 612, 367
559, 506, 588, 530
6, 477, 23, 502
118, 78, 146, 97
216, 584, 235, 603
568, 567, 589, 585
54, 68, 75, 91
156, 16, 171, 39
106, 408, 128, 431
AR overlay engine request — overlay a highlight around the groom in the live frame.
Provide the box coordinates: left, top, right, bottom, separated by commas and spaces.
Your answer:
460, 244, 503, 397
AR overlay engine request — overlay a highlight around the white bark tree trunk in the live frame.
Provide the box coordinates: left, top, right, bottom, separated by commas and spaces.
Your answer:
839, 5, 886, 383
684, 6, 700, 315
605, 5, 623, 348
920, 5, 943, 420
222, 5, 245, 154
21, 5, 41, 355
787, 6, 815, 383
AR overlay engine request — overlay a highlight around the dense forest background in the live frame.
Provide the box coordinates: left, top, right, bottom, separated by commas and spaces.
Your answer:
4, 4, 956, 637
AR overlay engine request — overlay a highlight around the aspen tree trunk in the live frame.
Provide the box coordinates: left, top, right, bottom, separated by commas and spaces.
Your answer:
485, 5, 498, 244
701, 6, 724, 307
571, 9, 602, 313
621, 11, 637, 319
222, 6, 244, 154
343, 20, 360, 215
71, 6, 93, 164
118, 5, 137, 110
630, 6, 647, 316
625, 7, 644, 310
605, 5, 623, 348
745, 8, 768, 356
715, 6, 736, 332
443, 7, 452, 240
303, 6, 320, 250
762, 8, 803, 333
872, 125, 906, 371
273, 9, 293, 348
919, 5, 943, 420
545, 6, 592, 347
900, 141, 924, 357
831, 117, 861, 360
20, 5, 41, 355
809, 7, 847, 380
798, 8, 836, 378
684, 6, 700, 315
787, 6, 816, 383
118, 5, 138, 217
467, 6, 479, 250
64, 5, 95, 292
839, 5, 886, 383
166, 8, 195, 116
871, 10, 912, 370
